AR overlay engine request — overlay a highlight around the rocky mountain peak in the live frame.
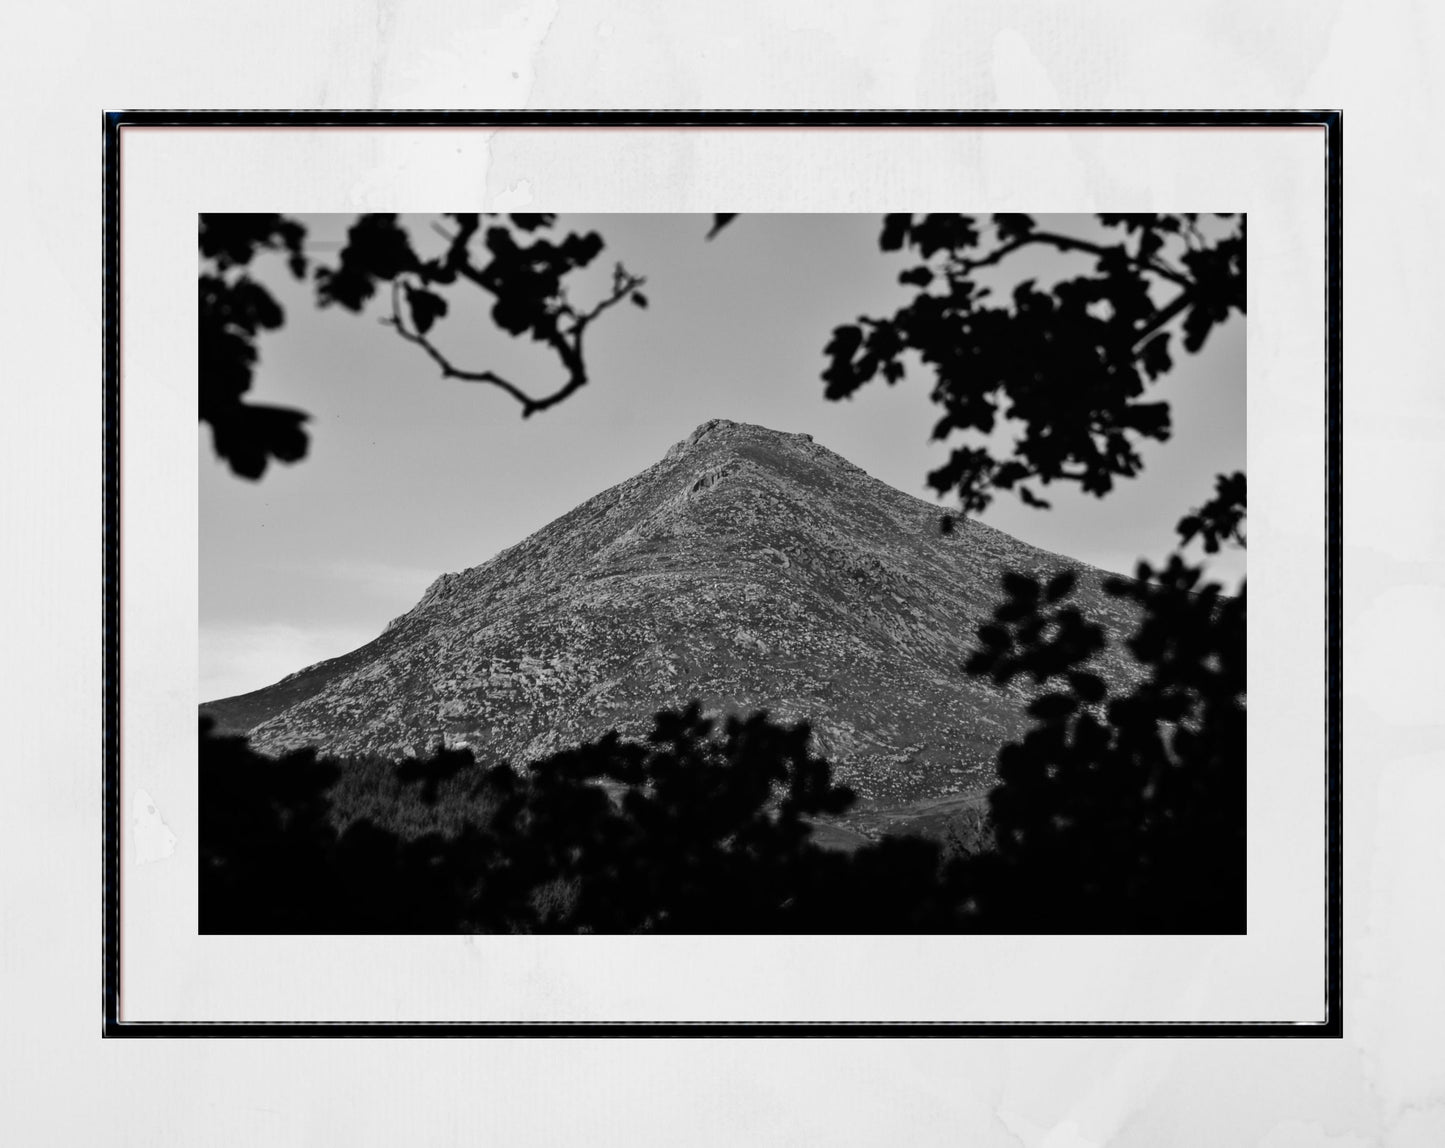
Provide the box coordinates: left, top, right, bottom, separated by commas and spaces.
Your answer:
203, 424, 1143, 813
666, 417, 814, 458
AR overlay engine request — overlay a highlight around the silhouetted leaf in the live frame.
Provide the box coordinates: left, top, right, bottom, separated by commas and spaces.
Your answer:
199, 214, 308, 276
405, 286, 448, 335
1001, 572, 1040, 601
910, 214, 980, 258
1027, 692, 1078, 722
1045, 570, 1077, 602
706, 214, 737, 240
879, 213, 912, 251
1139, 332, 1172, 380
315, 214, 420, 312
207, 403, 309, 480
1066, 671, 1107, 704
993, 213, 1036, 242
1176, 471, 1246, 552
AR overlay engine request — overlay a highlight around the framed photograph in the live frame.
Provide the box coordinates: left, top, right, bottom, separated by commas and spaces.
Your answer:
104, 110, 1340, 1034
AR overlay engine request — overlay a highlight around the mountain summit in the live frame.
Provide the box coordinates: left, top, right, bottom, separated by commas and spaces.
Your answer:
203, 419, 1140, 807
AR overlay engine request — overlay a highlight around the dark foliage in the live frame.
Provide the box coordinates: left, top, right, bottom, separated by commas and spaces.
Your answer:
201, 556, 1245, 940
199, 211, 1247, 935
706, 214, 737, 240
811, 213, 1249, 930
1177, 470, 1247, 553
962, 551, 1246, 932
199, 213, 707, 479
821, 213, 1246, 514
200, 707, 991, 934
197, 215, 311, 478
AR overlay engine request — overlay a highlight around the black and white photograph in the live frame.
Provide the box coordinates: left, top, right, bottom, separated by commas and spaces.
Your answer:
196, 210, 1247, 936
16, 0, 1436, 1125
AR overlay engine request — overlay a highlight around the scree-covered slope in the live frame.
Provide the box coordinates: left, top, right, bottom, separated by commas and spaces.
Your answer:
203, 419, 1143, 804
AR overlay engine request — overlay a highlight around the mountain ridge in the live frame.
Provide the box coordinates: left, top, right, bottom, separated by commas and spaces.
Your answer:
203, 419, 1144, 805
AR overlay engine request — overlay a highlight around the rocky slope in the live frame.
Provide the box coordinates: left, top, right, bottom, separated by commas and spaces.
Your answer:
203, 419, 1144, 807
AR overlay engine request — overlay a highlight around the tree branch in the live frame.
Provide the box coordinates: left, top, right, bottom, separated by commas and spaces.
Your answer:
570, 263, 644, 327
383, 283, 540, 412
1128, 289, 1195, 352
383, 260, 645, 418
950, 230, 1193, 289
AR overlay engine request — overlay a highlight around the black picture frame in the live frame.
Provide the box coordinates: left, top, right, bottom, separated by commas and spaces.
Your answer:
103, 108, 1342, 1037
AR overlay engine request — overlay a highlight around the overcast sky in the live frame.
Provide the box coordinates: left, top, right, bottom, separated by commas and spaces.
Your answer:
200, 213, 1245, 701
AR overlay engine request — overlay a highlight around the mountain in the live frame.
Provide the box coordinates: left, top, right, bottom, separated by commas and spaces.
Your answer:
202, 419, 1143, 820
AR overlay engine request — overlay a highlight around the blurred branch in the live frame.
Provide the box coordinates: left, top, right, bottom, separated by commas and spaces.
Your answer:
949, 230, 1191, 288
383, 262, 645, 418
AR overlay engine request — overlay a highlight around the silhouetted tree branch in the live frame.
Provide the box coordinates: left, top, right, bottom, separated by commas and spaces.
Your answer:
198, 212, 650, 477
376, 221, 646, 418
943, 227, 1192, 288
1177, 471, 1247, 553
822, 212, 1246, 515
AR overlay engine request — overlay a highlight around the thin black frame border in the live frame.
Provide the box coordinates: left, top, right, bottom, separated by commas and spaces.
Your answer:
102, 108, 1342, 1038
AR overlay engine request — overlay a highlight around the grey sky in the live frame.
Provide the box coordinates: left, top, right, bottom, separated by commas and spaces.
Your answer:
200, 213, 1245, 701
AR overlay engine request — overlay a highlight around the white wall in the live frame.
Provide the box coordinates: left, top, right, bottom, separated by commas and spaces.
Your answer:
1, 2, 1438, 1143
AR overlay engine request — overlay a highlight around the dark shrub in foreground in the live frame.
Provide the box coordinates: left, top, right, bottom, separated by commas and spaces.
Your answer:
201, 554, 1244, 935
